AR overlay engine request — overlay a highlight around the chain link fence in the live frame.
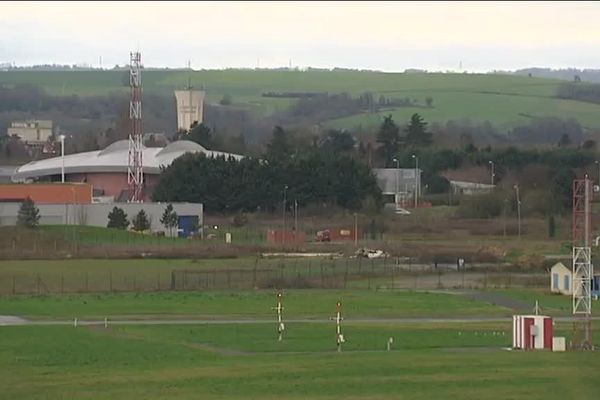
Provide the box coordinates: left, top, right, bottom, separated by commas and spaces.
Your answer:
0, 257, 547, 296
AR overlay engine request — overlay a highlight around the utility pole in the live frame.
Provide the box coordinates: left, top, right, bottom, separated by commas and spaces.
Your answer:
294, 199, 298, 242
392, 157, 399, 209
282, 185, 288, 245
354, 213, 358, 247
514, 184, 521, 238
488, 160, 495, 188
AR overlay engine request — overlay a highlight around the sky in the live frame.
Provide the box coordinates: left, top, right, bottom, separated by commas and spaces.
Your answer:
1, 1, 600, 72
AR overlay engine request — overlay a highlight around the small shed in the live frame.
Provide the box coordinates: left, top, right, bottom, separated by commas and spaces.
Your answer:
550, 262, 572, 295
513, 315, 553, 350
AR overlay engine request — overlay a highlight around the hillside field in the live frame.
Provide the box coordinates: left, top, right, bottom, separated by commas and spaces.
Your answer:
2, 70, 600, 131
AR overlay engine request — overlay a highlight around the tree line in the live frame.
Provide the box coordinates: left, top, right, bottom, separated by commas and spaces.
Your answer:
153, 126, 382, 213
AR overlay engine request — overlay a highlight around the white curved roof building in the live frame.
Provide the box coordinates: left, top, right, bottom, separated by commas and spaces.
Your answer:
12, 140, 243, 201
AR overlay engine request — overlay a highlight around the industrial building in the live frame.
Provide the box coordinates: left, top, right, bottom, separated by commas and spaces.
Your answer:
174, 89, 205, 131
7, 120, 53, 145
11, 140, 242, 202
373, 168, 421, 206
0, 201, 202, 237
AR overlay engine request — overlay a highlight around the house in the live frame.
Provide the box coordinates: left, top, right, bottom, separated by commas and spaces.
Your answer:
550, 262, 572, 295
550, 261, 600, 297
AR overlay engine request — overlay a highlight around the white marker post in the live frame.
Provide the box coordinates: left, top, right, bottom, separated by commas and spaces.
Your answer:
74, 318, 78, 328
104, 317, 108, 329
272, 292, 285, 341
331, 301, 345, 352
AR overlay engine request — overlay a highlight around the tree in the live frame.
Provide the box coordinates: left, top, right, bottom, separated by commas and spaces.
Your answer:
319, 130, 355, 154
404, 113, 432, 147
376, 115, 400, 167
186, 122, 213, 148
131, 209, 151, 232
107, 206, 129, 230
548, 215, 556, 238
17, 197, 40, 228
425, 96, 433, 107
558, 133, 571, 148
160, 204, 178, 236
219, 94, 233, 106
266, 126, 291, 162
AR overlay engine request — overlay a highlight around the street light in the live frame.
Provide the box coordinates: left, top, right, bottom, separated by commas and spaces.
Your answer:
411, 154, 419, 208
595, 160, 599, 184
282, 185, 288, 245
354, 212, 358, 247
392, 157, 400, 208
514, 184, 521, 238
59, 134, 66, 183
488, 160, 495, 187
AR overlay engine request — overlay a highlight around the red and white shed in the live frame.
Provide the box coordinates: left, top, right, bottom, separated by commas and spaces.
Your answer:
512, 315, 553, 350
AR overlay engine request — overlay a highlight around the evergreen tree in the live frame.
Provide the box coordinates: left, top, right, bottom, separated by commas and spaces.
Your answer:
558, 133, 571, 148
17, 197, 40, 228
107, 206, 129, 230
185, 122, 213, 148
160, 204, 178, 236
131, 209, 151, 232
376, 115, 400, 167
405, 113, 432, 147
548, 215, 556, 238
266, 126, 291, 162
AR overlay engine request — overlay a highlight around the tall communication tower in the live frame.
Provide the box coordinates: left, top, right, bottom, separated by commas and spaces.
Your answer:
127, 51, 143, 202
571, 177, 593, 350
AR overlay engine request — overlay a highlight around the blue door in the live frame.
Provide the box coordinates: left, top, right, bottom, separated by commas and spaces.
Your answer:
564, 275, 570, 292
553, 274, 559, 290
177, 215, 198, 238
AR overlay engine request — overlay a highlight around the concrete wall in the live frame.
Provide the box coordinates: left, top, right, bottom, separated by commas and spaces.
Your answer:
0, 202, 203, 237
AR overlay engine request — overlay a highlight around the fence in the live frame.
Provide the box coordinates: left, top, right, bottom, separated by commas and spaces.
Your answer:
0, 257, 548, 296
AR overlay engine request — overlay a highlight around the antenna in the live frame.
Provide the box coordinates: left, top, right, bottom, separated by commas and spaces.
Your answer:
572, 176, 594, 350
127, 51, 144, 202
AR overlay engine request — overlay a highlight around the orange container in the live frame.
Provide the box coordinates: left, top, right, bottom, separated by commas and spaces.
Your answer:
0, 183, 93, 204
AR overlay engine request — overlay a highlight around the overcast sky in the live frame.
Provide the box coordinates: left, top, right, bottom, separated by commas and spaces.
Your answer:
2, 1, 600, 72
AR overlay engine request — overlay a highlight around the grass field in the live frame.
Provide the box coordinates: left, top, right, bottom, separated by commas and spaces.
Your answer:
0, 290, 508, 319
1, 321, 598, 399
1, 284, 598, 399
2, 69, 600, 130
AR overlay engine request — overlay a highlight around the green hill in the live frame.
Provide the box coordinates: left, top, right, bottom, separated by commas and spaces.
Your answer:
2, 69, 600, 131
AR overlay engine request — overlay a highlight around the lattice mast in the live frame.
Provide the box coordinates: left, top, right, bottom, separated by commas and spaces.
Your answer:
127, 51, 143, 202
572, 177, 593, 350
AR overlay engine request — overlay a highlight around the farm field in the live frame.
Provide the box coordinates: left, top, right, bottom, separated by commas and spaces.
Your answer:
2, 69, 600, 130
1, 319, 598, 399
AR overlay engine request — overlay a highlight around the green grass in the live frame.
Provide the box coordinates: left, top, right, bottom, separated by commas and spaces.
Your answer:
37, 225, 267, 246
0, 290, 508, 319
2, 70, 600, 130
1, 322, 599, 399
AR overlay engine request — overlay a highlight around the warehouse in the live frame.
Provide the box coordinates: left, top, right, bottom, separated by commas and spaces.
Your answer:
11, 140, 243, 202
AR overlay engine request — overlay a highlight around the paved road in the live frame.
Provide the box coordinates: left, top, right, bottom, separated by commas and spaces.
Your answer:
2, 315, 598, 327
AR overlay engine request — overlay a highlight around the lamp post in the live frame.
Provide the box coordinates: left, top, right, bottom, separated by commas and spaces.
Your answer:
595, 160, 600, 185
392, 157, 399, 208
488, 160, 495, 188
514, 184, 521, 238
282, 185, 288, 245
59, 134, 66, 183
354, 212, 358, 247
411, 154, 419, 208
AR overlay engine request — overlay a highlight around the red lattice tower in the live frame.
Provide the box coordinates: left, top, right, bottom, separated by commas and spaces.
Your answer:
127, 51, 143, 202
572, 178, 592, 246
571, 177, 593, 350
